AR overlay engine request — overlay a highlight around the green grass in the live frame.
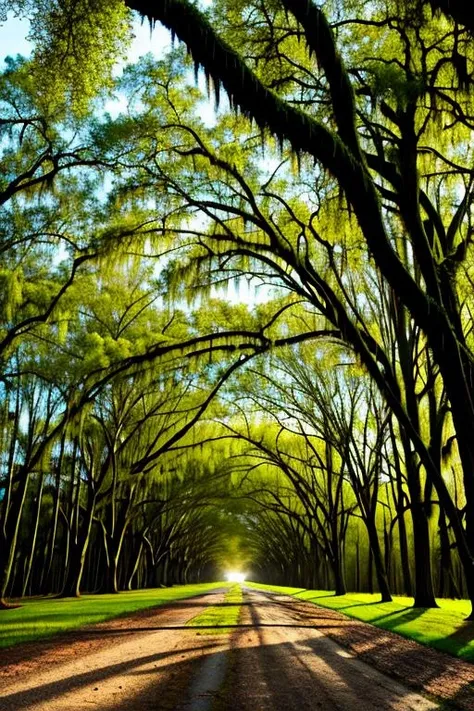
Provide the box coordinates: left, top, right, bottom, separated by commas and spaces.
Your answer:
246, 582, 474, 662
0, 582, 228, 649
186, 584, 243, 634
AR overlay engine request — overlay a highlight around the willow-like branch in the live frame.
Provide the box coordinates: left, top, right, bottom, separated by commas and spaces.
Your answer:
126, 0, 445, 349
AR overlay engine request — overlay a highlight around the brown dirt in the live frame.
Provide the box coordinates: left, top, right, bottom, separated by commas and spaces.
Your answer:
225, 590, 436, 711
0, 587, 472, 710
252, 589, 474, 709
0, 589, 227, 686
0, 589, 229, 710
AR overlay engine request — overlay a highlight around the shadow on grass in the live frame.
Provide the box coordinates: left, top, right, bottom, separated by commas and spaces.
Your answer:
366, 606, 473, 661
435, 621, 474, 662
321, 600, 394, 610
370, 607, 425, 626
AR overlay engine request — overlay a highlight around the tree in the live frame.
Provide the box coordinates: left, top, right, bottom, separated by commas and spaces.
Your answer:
224, 346, 394, 600
110, 0, 474, 614
138, 0, 474, 610
4, 0, 474, 613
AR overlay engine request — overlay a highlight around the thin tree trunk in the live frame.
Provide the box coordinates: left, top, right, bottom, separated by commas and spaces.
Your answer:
438, 507, 461, 599
367, 546, 373, 594
22, 473, 45, 597
0, 469, 30, 604
60, 498, 96, 598
365, 515, 392, 602
127, 538, 144, 591
389, 420, 413, 596
42, 434, 66, 593
405, 454, 438, 608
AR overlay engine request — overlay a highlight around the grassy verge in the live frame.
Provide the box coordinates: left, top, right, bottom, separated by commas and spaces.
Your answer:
246, 582, 474, 662
187, 584, 242, 635
0, 582, 228, 649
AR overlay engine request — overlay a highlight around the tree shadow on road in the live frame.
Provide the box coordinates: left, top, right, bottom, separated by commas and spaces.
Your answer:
4, 591, 474, 711
3, 621, 474, 711
0, 640, 219, 710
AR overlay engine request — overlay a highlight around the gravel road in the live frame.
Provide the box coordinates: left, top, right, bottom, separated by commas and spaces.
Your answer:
1, 587, 473, 710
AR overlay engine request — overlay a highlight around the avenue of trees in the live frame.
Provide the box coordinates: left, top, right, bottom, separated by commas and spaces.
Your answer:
1, 0, 474, 617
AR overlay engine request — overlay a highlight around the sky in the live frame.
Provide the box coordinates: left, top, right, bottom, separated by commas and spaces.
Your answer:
0, 5, 270, 307
0, 11, 172, 67
0, 15, 30, 59
0, 9, 221, 125
0, 1, 213, 65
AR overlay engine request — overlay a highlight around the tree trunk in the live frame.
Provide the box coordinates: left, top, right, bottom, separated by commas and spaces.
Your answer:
406, 462, 438, 608
397, 502, 413, 596
0, 470, 30, 603
438, 507, 461, 599
42, 434, 66, 593
332, 549, 346, 596
367, 546, 373, 594
127, 538, 144, 591
102, 512, 130, 594
365, 515, 392, 602
355, 534, 360, 592
22, 473, 45, 597
103, 555, 119, 594
389, 420, 413, 596
60, 500, 95, 598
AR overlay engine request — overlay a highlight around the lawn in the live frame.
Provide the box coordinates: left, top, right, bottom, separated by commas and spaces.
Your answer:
186, 584, 243, 634
0, 582, 228, 649
246, 582, 474, 662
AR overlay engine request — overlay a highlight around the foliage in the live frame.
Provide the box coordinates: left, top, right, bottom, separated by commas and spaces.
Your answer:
0, 0, 131, 117
2, 0, 474, 626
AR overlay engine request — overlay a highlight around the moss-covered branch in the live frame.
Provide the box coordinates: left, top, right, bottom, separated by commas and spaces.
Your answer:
280, 0, 362, 157
125, 0, 442, 345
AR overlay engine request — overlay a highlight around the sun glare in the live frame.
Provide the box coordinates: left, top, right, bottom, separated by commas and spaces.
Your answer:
226, 571, 246, 583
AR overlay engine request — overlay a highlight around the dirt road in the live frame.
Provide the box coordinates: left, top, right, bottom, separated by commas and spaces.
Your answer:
1, 587, 473, 710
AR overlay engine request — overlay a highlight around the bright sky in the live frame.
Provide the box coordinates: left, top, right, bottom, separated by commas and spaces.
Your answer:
0, 5, 271, 307
0, 15, 30, 58
0, 1, 213, 64
0, 9, 221, 125
0, 12, 172, 66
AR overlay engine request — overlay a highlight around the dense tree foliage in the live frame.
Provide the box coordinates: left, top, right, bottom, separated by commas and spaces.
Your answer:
1, 0, 474, 619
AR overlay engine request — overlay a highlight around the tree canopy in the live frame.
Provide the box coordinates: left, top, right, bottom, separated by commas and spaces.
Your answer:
1, 0, 474, 618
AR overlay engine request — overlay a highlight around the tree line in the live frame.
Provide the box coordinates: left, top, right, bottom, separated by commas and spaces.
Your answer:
1, 0, 474, 617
